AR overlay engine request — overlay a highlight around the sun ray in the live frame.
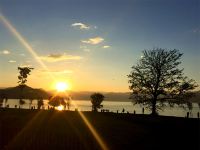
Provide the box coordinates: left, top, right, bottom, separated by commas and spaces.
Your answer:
6, 110, 45, 148
63, 92, 109, 150
78, 111, 109, 150
0, 12, 55, 80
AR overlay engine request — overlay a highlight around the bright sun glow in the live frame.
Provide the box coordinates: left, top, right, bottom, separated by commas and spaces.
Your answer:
55, 82, 69, 92
57, 105, 64, 111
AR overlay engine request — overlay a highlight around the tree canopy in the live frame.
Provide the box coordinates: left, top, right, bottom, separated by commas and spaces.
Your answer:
90, 93, 104, 112
128, 48, 198, 115
37, 98, 44, 109
48, 95, 67, 108
18, 67, 34, 86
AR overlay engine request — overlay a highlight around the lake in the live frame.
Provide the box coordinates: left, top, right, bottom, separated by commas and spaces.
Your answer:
1, 99, 199, 118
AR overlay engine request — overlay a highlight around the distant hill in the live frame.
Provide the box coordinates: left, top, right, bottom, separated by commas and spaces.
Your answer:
68, 91, 131, 101
0, 85, 51, 99
0, 86, 131, 101
1, 86, 199, 103
68, 91, 200, 103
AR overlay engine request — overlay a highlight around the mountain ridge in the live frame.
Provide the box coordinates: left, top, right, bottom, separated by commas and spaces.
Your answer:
0, 86, 199, 102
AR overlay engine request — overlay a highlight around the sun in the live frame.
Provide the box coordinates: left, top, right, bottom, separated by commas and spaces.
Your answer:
57, 105, 64, 111
55, 82, 69, 92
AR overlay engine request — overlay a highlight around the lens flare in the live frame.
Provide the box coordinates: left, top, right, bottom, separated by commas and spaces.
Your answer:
57, 105, 64, 111
56, 82, 69, 92
0, 11, 108, 150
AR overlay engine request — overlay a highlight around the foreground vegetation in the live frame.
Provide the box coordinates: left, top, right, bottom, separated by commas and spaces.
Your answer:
0, 109, 199, 150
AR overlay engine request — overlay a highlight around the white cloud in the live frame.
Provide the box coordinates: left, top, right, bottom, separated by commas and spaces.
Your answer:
102, 45, 110, 49
8, 60, 16, 63
1, 50, 10, 55
39, 53, 83, 62
81, 37, 104, 45
71, 22, 90, 30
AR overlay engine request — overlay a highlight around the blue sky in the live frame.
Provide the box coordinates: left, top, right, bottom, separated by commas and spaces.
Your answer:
0, 0, 199, 92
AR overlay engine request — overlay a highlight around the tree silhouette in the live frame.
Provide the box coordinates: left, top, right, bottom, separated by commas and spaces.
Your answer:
0, 93, 7, 108
19, 99, 25, 108
37, 98, 44, 109
29, 98, 33, 109
4, 96, 8, 107
66, 98, 71, 110
90, 93, 104, 112
18, 67, 34, 86
18, 67, 34, 105
0, 93, 4, 108
128, 48, 198, 115
48, 95, 66, 109
17, 67, 34, 106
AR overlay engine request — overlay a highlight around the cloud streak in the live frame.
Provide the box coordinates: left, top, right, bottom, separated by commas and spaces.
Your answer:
193, 28, 200, 34
40, 69, 73, 74
1, 50, 10, 55
81, 37, 104, 45
71, 22, 90, 30
39, 53, 82, 62
8, 60, 16, 63
103, 45, 110, 49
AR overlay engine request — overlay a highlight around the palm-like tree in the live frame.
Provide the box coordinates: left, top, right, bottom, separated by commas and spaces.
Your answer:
90, 93, 104, 112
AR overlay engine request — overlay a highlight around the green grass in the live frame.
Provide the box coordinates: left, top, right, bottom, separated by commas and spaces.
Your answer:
0, 108, 199, 150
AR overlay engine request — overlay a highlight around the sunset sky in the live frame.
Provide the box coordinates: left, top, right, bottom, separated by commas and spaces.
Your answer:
0, 0, 199, 92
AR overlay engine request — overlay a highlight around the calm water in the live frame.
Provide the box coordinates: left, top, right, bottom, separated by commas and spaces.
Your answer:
1, 99, 199, 118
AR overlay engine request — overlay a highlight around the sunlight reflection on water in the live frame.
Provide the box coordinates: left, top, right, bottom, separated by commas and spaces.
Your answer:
1, 99, 199, 118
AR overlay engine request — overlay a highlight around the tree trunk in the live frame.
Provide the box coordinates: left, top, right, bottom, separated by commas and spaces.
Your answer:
151, 96, 157, 116
92, 105, 97, 112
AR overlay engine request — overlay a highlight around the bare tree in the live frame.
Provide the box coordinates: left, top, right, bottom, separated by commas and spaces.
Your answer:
128, 48, 198, 115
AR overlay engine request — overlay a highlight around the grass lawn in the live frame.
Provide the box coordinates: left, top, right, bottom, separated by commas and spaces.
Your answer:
0, 108, 199, 150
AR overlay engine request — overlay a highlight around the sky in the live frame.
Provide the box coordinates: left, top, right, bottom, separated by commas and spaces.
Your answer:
0, 0, 199, 92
